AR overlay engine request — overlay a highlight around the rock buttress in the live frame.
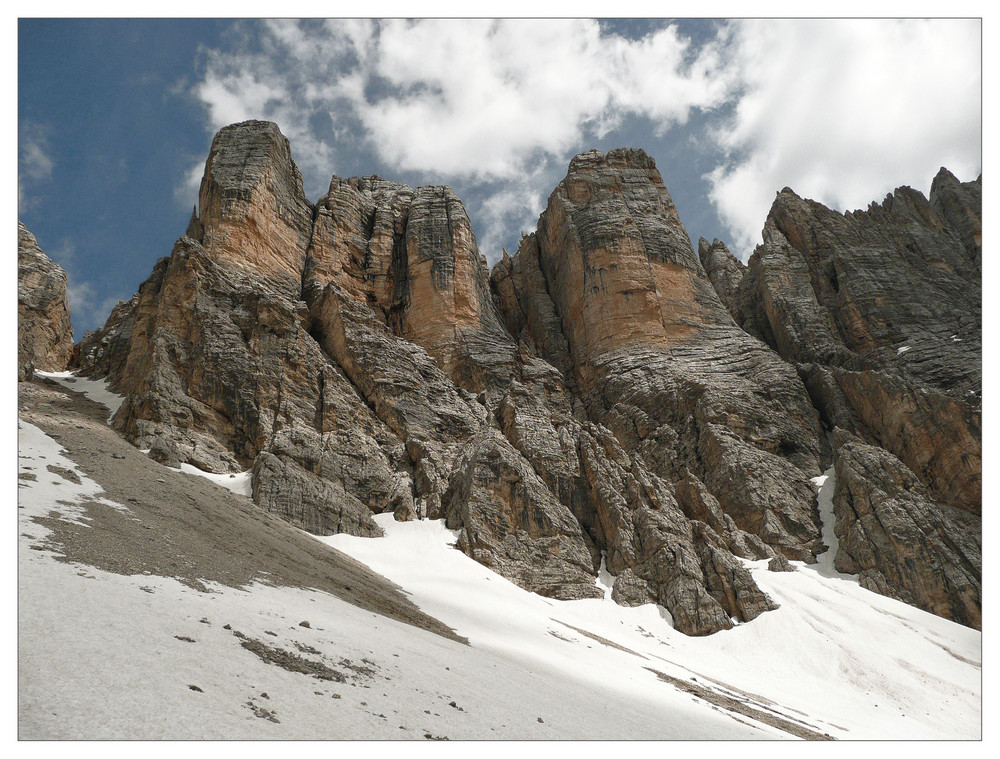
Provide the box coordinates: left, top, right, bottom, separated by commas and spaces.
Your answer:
18, 221, 74, 379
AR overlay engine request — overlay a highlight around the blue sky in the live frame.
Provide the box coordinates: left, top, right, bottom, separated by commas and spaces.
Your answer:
18, 18, 982, 335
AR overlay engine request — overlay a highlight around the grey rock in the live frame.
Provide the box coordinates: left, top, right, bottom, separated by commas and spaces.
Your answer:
767, 555, 795, 573
831, 429, 981, 628
18, 222, 74, 379
698, 237, 746, 313
70, 123, 981, 634
725, 179, 981, 515
252, 451, 383, 537
497, 149, 827, 563
930, 167, 981, 268
445, 429, 603, 601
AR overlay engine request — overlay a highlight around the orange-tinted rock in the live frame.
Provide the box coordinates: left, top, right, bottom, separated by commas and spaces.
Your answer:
191, 120, 314, 298
306, 176, 517, 389
74, 123, 981, 633
497, 149, 827, 565
531, 149, 731, 372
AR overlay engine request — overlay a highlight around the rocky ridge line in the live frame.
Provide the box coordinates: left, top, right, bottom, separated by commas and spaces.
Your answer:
71, 121, 981, 632
700, 172, 982, 623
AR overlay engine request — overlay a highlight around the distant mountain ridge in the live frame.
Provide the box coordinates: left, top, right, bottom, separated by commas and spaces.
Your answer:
22, 120, 980, 633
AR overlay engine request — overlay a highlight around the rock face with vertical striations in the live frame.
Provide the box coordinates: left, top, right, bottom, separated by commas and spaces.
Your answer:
76, 121, 388, 538
72, 121, 981, 632
490, 148, 834, 632
698, 237, 746, 314
495, 149, 827, 562
705, 171, 981, 626
831, 429, 980, 628
18, 222, 74, 380
717, 178, 981, 514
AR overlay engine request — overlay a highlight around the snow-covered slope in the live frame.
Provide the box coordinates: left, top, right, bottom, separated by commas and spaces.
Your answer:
17, 374, 982, 740
18, 417, 767, 739
324, 508, 981, 740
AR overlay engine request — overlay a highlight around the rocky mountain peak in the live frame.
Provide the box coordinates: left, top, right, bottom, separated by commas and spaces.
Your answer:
529, 144, 729, 376
62, 126, 980, 634
929, 166, 982, 267
192, 119, 314, 296
18, 221, 74, 380
697, 237, 745, 312
307, 169, 508, 384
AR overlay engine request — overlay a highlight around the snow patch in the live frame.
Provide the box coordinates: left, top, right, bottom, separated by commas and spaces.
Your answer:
596, 554, 615, 600
18, 420, 126, 539
37, 370, 124, 422
810, 468, 846, 578
175, 464, 253, 497
896, 345, 910, 355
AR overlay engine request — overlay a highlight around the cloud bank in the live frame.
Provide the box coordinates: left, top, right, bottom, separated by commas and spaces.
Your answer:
190, 18, 981, 261
707, 19, 982, 254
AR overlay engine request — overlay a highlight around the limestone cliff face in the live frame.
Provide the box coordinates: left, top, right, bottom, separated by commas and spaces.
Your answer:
306, 175, 517, 388
78, 122, 395, 538
75, 121, 981, 632
18, 222, 74, 380
831, 429, 980, 629
719, 180, 981, 512
496, 149, 828, 563
705, 172, 981, 625
193, 120, 314, 298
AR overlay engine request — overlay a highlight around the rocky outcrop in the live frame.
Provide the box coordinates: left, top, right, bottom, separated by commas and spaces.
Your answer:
698, 237, 745, 314
445, 429, 602, 600
831, 429, 981, 628
72, 295, 138, 381
495, 149, 827, 564
929, 167, 981, 268
18, 222, 74, 379
306, 175, 518, 389
703, 172, 983, 628
192, 120, 314, 298
484, 148, 847, 633
75, 121, 981, 632
76, 122, 394, 538
720, 178, 981, 516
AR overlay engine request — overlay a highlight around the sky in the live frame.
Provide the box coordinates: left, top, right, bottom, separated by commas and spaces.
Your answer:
17, 17, 983, 335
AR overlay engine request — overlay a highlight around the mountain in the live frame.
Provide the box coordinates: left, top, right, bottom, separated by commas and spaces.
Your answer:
18, 120, 981, 738
18, 221, 74, 380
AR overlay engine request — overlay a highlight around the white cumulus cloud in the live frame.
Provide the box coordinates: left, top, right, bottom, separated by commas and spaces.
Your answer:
707, 19, 982, 257
191, 19, 731, 194
347, 19, 732, 180
189, 19, 981, 264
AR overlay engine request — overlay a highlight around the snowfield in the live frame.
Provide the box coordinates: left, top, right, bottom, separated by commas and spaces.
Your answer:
324, 509, 982, 740
17, 373, 982, 740
17, 419, 758, 740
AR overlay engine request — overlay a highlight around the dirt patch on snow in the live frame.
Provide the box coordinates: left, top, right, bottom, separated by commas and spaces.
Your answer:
231, 629, 350, 682
18, 377, 465, 644
645, 667, 834, 740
